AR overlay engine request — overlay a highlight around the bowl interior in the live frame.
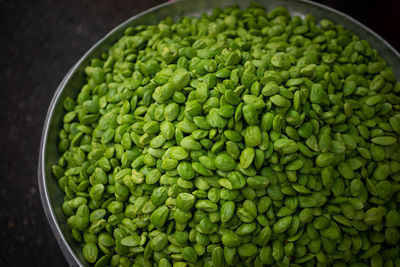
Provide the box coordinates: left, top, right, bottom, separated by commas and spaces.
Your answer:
39, 0, 400, 266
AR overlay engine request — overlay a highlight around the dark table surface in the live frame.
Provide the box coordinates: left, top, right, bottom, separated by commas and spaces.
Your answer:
1, 0, 399, 266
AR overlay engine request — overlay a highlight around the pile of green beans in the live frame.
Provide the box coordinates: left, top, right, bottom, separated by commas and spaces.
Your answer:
52, 3, 400, 267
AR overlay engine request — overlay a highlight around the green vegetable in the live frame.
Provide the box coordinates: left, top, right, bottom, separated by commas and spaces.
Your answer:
83, 242, 98, 263
53, 4, 400, 266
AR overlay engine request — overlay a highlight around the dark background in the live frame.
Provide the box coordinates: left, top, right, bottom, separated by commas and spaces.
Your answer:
0, 0, 398, 266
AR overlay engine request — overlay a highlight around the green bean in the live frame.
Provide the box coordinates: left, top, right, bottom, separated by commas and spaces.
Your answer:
83, 242, 99, 263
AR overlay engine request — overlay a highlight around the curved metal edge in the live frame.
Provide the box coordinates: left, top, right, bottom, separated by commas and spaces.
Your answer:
39, 0, 400, 266
299, 0, 400, 61
38, 1, 179, 266
38, 67, 82, 267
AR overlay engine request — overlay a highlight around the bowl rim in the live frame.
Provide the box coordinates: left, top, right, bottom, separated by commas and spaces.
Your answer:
38, 2, 177, 265
38, 0, 400, 266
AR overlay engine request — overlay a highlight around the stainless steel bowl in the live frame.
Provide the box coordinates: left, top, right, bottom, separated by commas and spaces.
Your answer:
38, 0, 400, 266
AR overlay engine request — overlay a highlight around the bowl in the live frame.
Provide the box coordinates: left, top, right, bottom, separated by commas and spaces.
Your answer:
38, 0, 400, 266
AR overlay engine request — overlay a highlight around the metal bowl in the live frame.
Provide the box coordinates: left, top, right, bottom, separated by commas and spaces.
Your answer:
38, 0, 400, 266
